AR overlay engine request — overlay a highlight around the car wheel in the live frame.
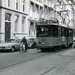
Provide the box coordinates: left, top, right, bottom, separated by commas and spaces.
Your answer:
32, 44, 34, 48
11, 47, 15, 52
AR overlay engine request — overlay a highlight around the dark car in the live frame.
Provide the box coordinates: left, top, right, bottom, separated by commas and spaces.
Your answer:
27, 38, 37, 48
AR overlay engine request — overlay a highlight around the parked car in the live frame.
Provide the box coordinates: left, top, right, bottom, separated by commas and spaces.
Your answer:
27, 38, 37, 48
0, 39, 21, 52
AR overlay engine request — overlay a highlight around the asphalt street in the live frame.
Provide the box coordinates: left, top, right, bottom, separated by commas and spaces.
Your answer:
0, 48, 75, 75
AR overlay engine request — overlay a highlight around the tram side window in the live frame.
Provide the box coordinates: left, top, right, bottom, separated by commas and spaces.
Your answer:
58, 26, 61, 36
73, 29, 75, 37
64, 28, 69, 36
36, 26, 39, 36
36, 26, 42, 36
69, 29, 73, 36
53, 26, 58, 37
49, 26, 53, 37
61, 27, 65, 36
44, 26, 49, 36
71, 29, 73, 36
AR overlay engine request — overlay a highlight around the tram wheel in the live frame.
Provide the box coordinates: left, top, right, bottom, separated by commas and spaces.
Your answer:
54, 47, 59, 52
40, 48, 45, 52
58, 46, 62, 51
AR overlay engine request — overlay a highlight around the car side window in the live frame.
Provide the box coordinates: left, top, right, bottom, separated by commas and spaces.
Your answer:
15, 39, 21, 43
11, 40, 14, 43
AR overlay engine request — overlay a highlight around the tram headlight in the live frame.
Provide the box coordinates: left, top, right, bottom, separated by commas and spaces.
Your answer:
42, 42, 45, 45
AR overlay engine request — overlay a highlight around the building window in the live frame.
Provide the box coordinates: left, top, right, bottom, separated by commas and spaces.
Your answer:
31, 2, 34, 12
22, 0, 25, 11
15, 0, 18, 10
45, 6, 47, 15
40, 7, 43, 18
15, 15, 19, 32
30, 2, 34, 17
22, 17, 25, 32
47, 0, 49, 4
43, 0, 46, 3
5, 13, 11, 21
8, 0, 10, 7
39, 0, 42, 3
36, 5, 39, 13
29, 22, 35, 36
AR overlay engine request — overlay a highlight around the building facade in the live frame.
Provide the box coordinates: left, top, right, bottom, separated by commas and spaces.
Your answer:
28, 0, 74, 37
0, 0, 74, 42
28, 0, 58, 38
0, 0, 29, 42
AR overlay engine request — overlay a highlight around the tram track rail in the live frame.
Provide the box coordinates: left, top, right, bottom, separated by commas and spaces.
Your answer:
40, 55, 75, 75
0, 51, 54, 71
0, 48, 74, 73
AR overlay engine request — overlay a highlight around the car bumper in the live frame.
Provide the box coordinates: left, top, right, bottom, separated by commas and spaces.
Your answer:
0, 48, 11, 50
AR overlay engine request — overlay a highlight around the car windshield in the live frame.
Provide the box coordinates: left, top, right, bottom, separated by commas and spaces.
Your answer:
6, 39, 15, 43
15, 39, 21, 43
29, 39, 34, 41
6, 39, 21, 43
28, 38, 36, 42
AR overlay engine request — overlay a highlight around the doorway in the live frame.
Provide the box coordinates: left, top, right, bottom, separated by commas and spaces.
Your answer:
5, 22, 11, 42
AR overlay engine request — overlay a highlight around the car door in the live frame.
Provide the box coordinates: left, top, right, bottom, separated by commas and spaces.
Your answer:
16, 40, 21, 50
14, 43, 20, 50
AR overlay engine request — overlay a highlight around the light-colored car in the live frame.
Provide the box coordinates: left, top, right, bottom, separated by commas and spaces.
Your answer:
0, 39, 21, 52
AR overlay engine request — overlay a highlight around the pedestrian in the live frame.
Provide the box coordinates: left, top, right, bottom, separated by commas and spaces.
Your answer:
20, 36, 28, 52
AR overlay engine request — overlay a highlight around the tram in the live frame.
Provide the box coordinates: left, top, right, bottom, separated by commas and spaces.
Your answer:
36, 20, 73, 51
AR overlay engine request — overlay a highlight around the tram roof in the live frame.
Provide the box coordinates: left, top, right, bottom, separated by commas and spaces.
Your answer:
37, 22, 58, 26
36, 20, 73, 29
37, 23, 73, 30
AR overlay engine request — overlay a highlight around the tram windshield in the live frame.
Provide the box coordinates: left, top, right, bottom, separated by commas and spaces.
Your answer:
36, 25, 49, 37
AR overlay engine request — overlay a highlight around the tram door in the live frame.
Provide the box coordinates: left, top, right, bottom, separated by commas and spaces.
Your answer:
5, 22, 11, 42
